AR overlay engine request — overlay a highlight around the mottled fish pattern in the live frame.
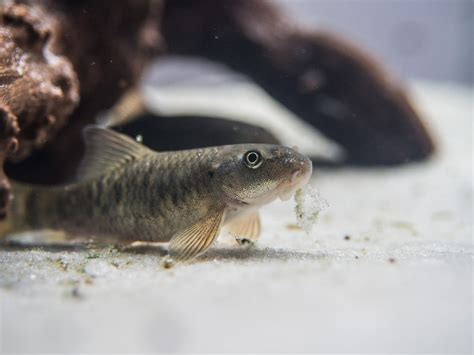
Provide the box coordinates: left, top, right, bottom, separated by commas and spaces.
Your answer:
2, 126, 312, 260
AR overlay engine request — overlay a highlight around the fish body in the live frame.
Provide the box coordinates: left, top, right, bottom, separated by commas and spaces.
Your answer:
2, 126, 312, 260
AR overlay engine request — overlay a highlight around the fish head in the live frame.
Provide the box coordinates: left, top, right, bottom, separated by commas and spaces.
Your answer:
211, 144, 312, 207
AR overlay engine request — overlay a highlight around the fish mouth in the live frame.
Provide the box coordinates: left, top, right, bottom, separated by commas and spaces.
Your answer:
278, 160, 313, 201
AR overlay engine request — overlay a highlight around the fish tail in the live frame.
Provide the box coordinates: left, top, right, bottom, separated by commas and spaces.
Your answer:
0, 182, 32, 239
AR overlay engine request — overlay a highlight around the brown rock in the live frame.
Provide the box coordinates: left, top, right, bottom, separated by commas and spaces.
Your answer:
0, 2, 79, 162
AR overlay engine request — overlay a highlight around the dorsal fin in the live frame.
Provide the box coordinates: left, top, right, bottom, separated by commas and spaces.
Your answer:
76, 125, 153, 181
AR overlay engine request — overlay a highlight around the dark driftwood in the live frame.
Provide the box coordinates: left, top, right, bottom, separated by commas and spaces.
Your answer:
162, 0, 434, 165
113, 114, 280, 151
0, 0, 435, 218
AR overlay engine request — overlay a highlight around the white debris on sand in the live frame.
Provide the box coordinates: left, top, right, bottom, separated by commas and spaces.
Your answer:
294, 184, 329, 233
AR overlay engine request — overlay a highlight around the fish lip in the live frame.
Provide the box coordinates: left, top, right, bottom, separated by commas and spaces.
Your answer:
277, 182, 299, 201
277, 160, 312, 201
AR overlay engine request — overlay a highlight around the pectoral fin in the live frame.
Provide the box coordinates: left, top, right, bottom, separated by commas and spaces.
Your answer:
226, 212, 261, 244
169, 209, 225, 260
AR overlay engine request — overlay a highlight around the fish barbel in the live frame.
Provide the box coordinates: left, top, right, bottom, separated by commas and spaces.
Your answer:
1, 126, 312, 260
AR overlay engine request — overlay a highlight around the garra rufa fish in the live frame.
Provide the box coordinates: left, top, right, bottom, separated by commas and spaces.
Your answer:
0, 126, 312, 260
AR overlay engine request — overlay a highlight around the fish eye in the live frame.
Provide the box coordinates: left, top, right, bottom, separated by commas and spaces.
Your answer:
243, 150, 262, 169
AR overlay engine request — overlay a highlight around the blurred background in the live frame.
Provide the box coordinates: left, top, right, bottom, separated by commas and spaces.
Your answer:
145, 0, 473, 163
276, 0, 473, 84
149, 0, 473, 87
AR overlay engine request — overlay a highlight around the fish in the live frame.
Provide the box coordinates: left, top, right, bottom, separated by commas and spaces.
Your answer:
0, 126, 312, 260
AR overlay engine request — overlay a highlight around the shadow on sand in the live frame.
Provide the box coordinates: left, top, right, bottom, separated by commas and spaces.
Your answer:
0, 240, 324, 263
198, 247, 324, 262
